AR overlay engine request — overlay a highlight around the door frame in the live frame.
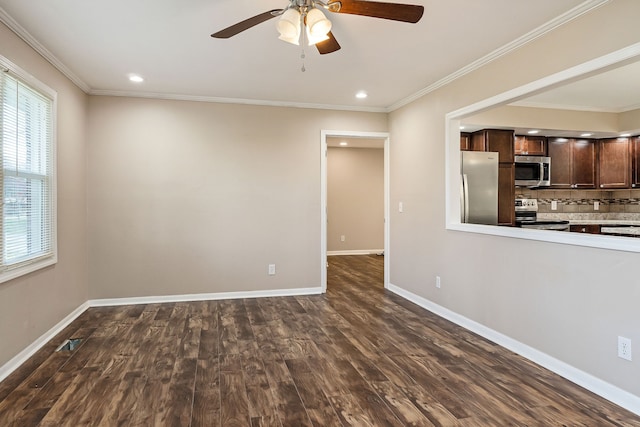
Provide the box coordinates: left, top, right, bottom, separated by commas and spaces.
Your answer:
320, 130, 390, 292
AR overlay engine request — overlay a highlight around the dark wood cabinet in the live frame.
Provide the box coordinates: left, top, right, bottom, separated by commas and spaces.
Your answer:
460, 132, 470, 151
598, 137, 630, 189
498, 163, 515, 226
632, 136, 640, 189
515, 135, 546, 156
471, 129, 514, 163
570, 224, 601, 234
548, 138, 596, 189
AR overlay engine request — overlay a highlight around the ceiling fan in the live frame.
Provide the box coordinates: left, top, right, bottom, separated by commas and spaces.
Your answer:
211, 0, 424, 55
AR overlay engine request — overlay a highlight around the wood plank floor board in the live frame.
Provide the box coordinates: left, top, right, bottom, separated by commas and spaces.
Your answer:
1, 255, 640, 426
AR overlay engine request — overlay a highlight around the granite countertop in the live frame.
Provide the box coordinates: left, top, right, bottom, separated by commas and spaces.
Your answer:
568, 220, 640, 226
537, 213, 640, 227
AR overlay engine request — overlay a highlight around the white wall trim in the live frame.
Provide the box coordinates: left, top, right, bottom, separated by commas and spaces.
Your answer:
0, 6, 90, 93
387, 283, 640, 416
88, 90, 388, 113
321, 130, 390, 293
88, 287, 323, 307
327, 250, 384, 256
0, 301, 89, 383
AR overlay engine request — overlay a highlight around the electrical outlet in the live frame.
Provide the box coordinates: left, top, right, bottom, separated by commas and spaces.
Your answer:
618, 336, 632, 361
594, 201, 600, 211
435, 276, 441, 289
340, 235, 345, 242
551, 200, 558, 211
268, 264, 276, 276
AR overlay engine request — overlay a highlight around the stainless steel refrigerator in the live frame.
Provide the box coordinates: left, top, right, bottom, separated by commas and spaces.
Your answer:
460, 151, 499, 225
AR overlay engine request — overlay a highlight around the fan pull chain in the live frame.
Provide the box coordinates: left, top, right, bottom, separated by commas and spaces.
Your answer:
300, 12, 307, 72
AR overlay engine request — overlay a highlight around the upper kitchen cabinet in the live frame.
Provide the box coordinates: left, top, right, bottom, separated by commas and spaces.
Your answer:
471, 129, 514, 163
548, 138, 596, 189
598, 137, 630, 189
514, 135, 546, 156
460, 132, 470, 151
633, 136, 640, 188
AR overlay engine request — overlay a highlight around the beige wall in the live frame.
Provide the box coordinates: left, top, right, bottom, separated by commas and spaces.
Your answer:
465, 105, 620, 133
389, 0, 640, 398
327, 147, 384, 252
0, 23, 88, 367
620, 107, 640, 133
87, 97, 387, 298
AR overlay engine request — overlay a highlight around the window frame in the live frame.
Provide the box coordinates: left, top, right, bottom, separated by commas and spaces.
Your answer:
0, 55, 57, 284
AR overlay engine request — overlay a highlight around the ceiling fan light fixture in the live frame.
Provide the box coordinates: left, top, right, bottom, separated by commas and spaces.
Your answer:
276, 8, 301, 44
306, 25, 330, 46
306, 7, 332, 38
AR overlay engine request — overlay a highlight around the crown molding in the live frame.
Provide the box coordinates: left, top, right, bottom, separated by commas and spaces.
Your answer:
88, 89, 389, 113
0, 6, 91, 93
387, 0, 611, 112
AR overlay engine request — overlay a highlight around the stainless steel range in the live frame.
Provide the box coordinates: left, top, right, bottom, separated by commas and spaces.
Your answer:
515, 198, 570, 231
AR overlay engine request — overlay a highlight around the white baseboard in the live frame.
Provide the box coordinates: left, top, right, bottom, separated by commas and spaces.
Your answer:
387, 283, 640, 416
0, 301, 89, 383
0, 286, 322, 384
88, 286, 323, 307
327, 249, 384, 256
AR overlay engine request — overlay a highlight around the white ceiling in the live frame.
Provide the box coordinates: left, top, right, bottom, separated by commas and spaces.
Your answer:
0, 0, 595, 111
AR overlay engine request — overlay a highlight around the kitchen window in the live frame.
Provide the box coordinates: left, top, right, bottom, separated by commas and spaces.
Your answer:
0, 60, 57, 283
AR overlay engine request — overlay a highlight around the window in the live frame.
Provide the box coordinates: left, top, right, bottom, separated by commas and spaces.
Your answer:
0, 63, 56, 282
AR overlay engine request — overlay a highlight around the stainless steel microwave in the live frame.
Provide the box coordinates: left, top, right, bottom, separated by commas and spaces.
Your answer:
514, 155, 550, 187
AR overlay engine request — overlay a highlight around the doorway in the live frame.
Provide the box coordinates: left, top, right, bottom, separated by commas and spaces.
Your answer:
320, 130, 389, 292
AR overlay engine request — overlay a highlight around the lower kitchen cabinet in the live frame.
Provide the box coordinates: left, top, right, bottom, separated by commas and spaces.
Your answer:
570, 224, 601, 234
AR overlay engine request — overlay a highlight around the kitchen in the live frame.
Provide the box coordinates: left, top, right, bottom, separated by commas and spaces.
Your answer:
460, 130, 640, 237
458, 59, 640, 238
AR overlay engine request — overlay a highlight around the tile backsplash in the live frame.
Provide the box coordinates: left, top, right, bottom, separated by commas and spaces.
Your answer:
516, 189, 640, 215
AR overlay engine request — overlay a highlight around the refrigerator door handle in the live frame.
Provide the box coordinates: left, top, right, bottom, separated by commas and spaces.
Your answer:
461, 174, 469, 223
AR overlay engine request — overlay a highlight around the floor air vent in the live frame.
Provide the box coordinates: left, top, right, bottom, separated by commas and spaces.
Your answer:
56, 338, 82, 352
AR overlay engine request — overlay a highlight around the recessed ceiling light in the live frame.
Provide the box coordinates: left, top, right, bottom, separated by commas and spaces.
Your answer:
527, 130, 540, 134
355, 91, 367, 99
620, 133, 631, 137
581, 133, 593, 137
129, 74, 144, 83
339, 141, 348, 146
459, 126, 465, 130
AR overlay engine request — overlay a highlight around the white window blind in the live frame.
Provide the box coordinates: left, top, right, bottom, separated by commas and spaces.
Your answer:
0, 68, 55, 278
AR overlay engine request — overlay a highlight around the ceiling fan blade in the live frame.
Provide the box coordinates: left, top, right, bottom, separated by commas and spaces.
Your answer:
211, 9, 282, 38
328, 0, 424, 23
316, 32, 341, 55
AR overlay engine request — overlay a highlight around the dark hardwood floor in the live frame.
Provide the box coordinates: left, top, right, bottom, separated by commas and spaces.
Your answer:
1, 254, 639, 426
